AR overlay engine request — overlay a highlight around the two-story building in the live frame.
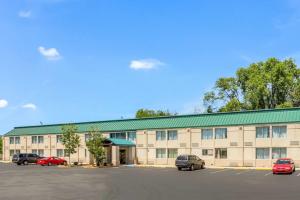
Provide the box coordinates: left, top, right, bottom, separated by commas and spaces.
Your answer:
2, 108, 300, 167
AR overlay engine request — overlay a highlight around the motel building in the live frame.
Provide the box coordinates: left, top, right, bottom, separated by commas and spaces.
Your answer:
2, 108, 300, 168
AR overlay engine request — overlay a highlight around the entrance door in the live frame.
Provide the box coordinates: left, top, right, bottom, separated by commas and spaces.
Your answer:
119, 149, 126, 165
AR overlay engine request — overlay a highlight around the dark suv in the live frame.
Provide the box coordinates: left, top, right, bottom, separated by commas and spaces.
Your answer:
175, 155, 205, 171
12, 153, 40, 165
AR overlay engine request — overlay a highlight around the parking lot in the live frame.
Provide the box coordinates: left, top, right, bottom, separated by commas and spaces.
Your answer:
1, 163, 300, 200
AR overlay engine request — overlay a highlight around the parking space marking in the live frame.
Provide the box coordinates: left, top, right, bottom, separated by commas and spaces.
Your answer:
264, 172, 272, 176
210, 169, 228, 174
296, 173, 300, 176
235, 170, 249, 175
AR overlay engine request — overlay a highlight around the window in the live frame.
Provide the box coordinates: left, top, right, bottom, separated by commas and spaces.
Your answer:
32, 149, 38, 154
272, 126, 287, 138
57, 135, 63, 143
32, 136, 37, 144
127, 132, 136, 141
38, 136, 44, 144
64, 149, 70, 157
156, 131, 166, 141
156, 148, 166, 158
167, 130, 178, 140
168, 149, 178, 158
256, 127, 270, 138
15, 149, 20, 154
272, 148, 287, 159
110, 132, 126, 139
215, 128, 227, 139
215, 148, 227, 159
10, 150, 15, 156
38, 149, 44, 157
256, 148, 269, 159
15, 137, 20, 144
201, 129, 213, 140
57, 149, 64, 157
202, 149, 213, 156
9, 137, 14, 144
84, 134, 90, 142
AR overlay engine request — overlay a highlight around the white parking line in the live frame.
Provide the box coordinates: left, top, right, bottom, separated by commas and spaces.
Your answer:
296, 173, 300, 176
210, 169, 228, 174
236, 170, 249, 175
264, 172, 272, 176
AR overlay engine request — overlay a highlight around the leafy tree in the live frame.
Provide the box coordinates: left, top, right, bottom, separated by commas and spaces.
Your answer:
204, 58, 300, 112
135, 109, 175, 118
86, 126, 106, 166
61, 124, 81, 166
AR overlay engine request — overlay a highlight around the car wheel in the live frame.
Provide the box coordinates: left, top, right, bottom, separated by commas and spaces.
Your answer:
201, 163, 205, 169
23, 161, 28, 165
63, 161, 67, 166
17, 163, 21, 166
190, 164, 194, 171
293, 167, 296, 172
48, 162, 52, 166
177, 167, 182, 171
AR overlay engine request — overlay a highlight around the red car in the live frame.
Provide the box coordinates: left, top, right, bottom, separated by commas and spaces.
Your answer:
272, 158, 296, 174
37, 157, 67, 166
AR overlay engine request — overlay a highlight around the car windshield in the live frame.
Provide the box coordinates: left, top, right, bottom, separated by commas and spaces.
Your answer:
276, 160, 291, 164
177, 155, 187, 160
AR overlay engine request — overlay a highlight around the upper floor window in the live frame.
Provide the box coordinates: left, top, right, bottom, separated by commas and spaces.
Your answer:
127, 132, 136, 141
256, 127, 270, 138
9, 137, 14, 144
156, 131, 166, 141
15, 137, 20, 144
215, 128, 227, 139
32, 136, 37, 144
201, 129, 213, 140
38, 136, 44, 144
57, 135, 63, 143
167, 130, 178, 140
272, 126, 287, 138
110, 132, 126, 139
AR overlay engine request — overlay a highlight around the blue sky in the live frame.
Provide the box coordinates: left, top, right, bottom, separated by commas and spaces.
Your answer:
1, 0, 300, 134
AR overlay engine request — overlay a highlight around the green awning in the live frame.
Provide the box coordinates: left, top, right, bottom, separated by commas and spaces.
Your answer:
104, 138, 135, 146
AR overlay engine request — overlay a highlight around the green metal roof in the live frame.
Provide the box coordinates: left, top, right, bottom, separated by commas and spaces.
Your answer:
105, 138, 135, 146
5, 107, 300, 136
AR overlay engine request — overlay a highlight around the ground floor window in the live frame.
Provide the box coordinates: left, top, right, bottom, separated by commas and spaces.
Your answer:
168, 149, 178, 158
272, 148, 287, 159
9, 150, 15, 156
32, 149, 38, 154
38, 149, 44, 157
202, 149, 213, 156
57, 149, 64, 157
256, 148, 269, 159
64, 149, 70, 157
215, 148, 227, 159
156, 148, 166, 158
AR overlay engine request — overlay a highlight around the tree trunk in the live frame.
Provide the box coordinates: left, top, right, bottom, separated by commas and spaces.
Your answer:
69, 154, 71, 167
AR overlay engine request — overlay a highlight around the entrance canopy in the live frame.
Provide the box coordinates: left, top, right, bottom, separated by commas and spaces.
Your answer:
103, 138, 135, 147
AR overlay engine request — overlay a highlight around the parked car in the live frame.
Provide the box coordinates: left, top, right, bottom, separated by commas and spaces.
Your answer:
12, 153, 41, 165
272, 158, 296, 174
37, 156, 67, 166
175, 155, 205, 171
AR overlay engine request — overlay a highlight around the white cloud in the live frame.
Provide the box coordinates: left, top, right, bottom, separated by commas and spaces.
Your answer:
38, 46, 61, 60
0, 99, 8, 108
22, 103, 37, 110
130, 59, 164, 70
18, 10, 31, 18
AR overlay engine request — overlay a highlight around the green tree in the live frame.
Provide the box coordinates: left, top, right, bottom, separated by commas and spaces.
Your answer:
204, 58, 300, 112
86, 126, 106, 166
61, 124, 81, 166
135, 109, 175, 118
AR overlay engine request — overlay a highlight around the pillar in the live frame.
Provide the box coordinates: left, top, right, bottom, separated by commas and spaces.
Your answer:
111, 146, 120, 166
